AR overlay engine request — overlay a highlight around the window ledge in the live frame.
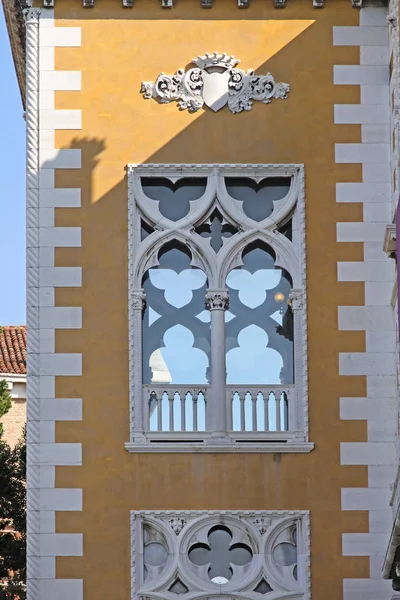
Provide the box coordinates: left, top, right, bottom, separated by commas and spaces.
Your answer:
125, 441, 315, 453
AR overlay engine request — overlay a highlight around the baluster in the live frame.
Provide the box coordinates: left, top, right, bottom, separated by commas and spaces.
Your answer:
262, 393, 268, 432
240, 393, 245, 432
157, 393, 162, 431
181, 393, 186, 432
282, 392, 289, 431
275, 392, 281, 431
251, 392, 257, 432
169, 393, 174, 432
193, 393, 198, 432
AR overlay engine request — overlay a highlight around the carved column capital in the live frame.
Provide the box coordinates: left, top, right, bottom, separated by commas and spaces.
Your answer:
23, 8, 41, 24
132, 290, 146, 310
205, 290, 229, 311
289, 290, 303, 310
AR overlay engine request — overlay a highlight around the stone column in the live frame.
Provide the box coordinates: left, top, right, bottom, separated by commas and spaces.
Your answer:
205, 290, 230, 442
289, 289, 304, 434
130, 290, 146, 441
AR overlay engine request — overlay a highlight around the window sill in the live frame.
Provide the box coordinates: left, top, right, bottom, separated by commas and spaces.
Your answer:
125, 437, 315, 454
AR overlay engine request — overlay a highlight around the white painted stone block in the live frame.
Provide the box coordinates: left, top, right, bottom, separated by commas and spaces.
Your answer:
340, 397, 396, 420
39, 248, 54, 268
39, 46, 54, 71
334, 65, 389, 86
343, 578, 393, 596
39, 169, 55, 190
362, 124, 390, 143
40, 398, 82, 421
38, 466, 55, 489
360, 46, 389, 66
40, 267, 82, 287
361, 85, 390, 105
39, 27, 81, 48
341, 442, 396, 465
366, 331, 396, 353
39, 149, 81, 170
40, 329, 55, 353
338, 306, 394, 331
370, 555, 386, 578
39, 288, 55, 308
39, 91, 55, 111
360, 7, 390, 26
336, 182, 390, 203
29, 557, 56, 579
363, 202, 391, 222
338, 261, 394, 281
39, 227, 81, 248
363, 241, 389, 262
40, 307, 82, 329
342, 532, 390, 556
26, 510, 55, 533
339, 352, 396, 376
39, 376, 55, 399
333, 26, 389, 46
39, 208, 55, 227
369, 465, 397, 488
367, 375, 397, 398
40, 488, 82, 511
335, 143, 390, 164
365, 281, 395, 305
34, 533, 83, 556
40, 70, 81, 91
40, 188, 81, 208
40, 109, 81, 131
334, 104, 389, 124
38, 443, 82, 466
38, 579, 83, 600
341, 487, 391, 510
368, 419, 397, 442
39, 354, 82, 376
362, 163, 391, 183
336, 222, 386, 242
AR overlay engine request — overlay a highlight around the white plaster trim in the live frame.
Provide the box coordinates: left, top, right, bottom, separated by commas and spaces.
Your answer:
25, 9, 83, 600
126, 163, 309, 453
125, 441, 314, 453
334, 8, 395, 600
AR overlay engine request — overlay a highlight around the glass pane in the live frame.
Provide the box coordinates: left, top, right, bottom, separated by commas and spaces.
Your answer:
225, 177, 291, 222
144, 542, 168, 566
273, 542, 297, 567
142, 242, 210, 384
226, 242, 293, 385
141, 178, 207, 222
189, 526, 252, 584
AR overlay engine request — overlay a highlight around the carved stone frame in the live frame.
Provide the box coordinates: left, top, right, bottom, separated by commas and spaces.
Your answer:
126, 163, 312, 453
130, 509, 311, 600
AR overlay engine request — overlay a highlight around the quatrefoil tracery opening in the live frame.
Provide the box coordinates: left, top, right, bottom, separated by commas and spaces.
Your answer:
188, 525, 253, 584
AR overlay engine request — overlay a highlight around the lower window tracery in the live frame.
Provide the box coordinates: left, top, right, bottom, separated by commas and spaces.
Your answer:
131, 510, 310, 600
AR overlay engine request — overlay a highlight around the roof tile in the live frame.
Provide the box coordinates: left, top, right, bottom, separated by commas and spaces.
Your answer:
0, 326, 26, 375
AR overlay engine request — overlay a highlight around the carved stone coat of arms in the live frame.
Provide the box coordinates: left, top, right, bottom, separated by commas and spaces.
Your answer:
141, 52, 290, 114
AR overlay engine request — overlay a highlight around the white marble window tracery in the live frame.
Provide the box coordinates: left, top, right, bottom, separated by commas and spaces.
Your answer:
127, 164, 311, 453
131, 511, 310, 600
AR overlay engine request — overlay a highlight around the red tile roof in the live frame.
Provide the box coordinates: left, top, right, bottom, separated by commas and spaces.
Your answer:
0, 326, 26, 375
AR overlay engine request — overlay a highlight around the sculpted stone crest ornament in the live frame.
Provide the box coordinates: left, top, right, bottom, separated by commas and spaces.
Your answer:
141, 52, 290, 114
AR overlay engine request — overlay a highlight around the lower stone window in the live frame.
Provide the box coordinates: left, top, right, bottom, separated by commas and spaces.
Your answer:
131, 510, 310, 599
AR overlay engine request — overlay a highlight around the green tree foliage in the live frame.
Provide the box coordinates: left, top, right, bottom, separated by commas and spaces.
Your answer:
0, 429, 26, 599
0, 358, 26, 598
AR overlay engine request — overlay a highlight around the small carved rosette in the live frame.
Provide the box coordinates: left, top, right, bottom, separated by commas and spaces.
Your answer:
141, 52, 290, 114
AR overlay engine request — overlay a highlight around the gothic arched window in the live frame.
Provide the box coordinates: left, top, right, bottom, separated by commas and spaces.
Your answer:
127, 165, 310, 452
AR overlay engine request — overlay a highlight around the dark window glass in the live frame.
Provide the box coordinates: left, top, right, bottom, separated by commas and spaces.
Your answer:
141, 178, 207, 222
225, 177, 291, 222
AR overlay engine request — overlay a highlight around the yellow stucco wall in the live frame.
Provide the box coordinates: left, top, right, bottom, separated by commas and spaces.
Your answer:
49, 1, 368, 597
